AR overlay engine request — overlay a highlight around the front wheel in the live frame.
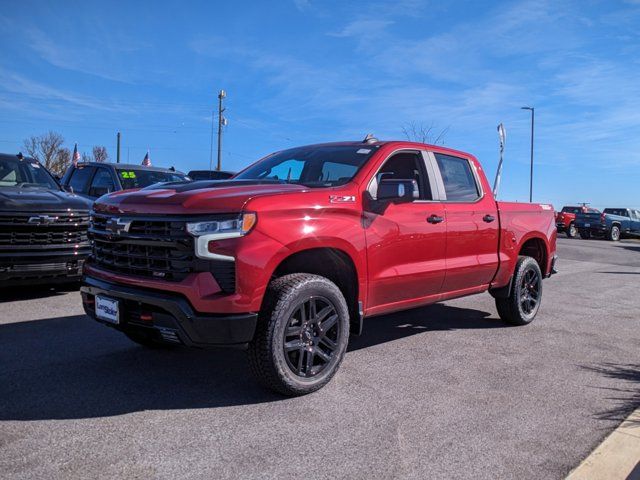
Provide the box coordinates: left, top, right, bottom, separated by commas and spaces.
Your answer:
566, 223, 577, 238
608, 225, 621, 241
495, 256, 543, 326
247, 273, 350, 396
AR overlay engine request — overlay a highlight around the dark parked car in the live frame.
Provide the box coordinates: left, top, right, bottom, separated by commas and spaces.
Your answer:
575, 208, 640, 241
187, 170, 235, 181
61, 162, 189, 200
0, 153, 92, 286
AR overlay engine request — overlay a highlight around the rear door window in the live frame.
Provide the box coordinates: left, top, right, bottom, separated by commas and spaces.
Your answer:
434, 154, 480, 201
68, 166, 96, 194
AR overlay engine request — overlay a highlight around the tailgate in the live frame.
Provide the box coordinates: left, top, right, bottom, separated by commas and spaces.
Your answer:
575, 213, 600, 227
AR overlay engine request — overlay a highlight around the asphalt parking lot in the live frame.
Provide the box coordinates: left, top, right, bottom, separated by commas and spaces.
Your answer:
1, 237, 639, 479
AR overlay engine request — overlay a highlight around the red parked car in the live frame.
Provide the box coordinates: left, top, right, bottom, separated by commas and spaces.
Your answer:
81, 139, 557, 395
556, 205, 599, 238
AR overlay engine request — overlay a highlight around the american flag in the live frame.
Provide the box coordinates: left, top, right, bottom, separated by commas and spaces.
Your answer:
72, 143, 80, 166
142, 150, 151, 166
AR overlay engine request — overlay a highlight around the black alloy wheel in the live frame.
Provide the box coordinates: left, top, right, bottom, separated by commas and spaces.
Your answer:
519, 267, 541, 316
283, 296, 341, 378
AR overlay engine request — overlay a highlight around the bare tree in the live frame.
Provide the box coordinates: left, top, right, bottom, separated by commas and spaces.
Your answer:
23, 131, 64, 167
54, 148, 71, 175
92, 145, 109, 163
81, 152, 92, 163
401, 121, 449, 145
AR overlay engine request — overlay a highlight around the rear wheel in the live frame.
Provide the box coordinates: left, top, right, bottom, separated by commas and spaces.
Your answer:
495, 256, 543, 326
248, 273, 350, 396
608, 225, 621, 241
579, 230, 591, 239
566, 223, 577, 238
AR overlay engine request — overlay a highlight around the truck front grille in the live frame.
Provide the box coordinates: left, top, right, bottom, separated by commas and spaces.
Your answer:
0, 212, 90, 248
90, 213, 236, 291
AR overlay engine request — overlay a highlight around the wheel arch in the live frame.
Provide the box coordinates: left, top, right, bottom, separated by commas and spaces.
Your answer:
518, 236, 548, 274
269, 246, 363, 335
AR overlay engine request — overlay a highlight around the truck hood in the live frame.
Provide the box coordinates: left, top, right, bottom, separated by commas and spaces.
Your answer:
94, 180, 309, 215
0, 186, 92, 212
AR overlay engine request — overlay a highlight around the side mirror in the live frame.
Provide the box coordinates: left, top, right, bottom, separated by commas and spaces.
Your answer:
62, 184, 74, 193
376, 179, 419, 202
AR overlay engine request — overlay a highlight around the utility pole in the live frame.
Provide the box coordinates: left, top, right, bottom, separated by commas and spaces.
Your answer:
209, 110, 215, 172
521, 106, 534, 202
216, 90, 227, 171
116, 131, 121, 164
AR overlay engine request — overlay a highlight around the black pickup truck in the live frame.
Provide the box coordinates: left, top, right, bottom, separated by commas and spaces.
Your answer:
0, 153, 92, 286
575, 207, 640, 241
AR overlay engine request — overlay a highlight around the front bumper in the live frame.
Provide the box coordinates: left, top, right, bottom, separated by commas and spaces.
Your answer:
0, 250, 88, 286
81, 275, 258, 347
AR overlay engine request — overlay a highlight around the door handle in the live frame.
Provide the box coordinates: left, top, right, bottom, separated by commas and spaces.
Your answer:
483, 214, 495, 223
427, 215, 444, 224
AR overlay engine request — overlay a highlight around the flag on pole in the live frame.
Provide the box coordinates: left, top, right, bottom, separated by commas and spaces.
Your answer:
493, 123, 506, 198
142, 150, 151, 166
72, 143, 80, 167
497, 123, 506, 152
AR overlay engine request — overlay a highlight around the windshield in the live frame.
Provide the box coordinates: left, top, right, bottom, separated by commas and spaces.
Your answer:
604, 208, 629, 217
561, 206, 581, 214
234, 145, 378, 187
0, 157, 59, 189
117, 169, 187, 190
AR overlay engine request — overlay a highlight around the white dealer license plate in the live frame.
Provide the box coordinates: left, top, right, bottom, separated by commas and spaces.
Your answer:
95, 295, 119, 324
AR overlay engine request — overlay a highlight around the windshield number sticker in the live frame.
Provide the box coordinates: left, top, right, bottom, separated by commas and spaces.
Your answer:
120, 171, 137, 179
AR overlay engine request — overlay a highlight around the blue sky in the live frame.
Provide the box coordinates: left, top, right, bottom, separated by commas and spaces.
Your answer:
1, 0, 639, 209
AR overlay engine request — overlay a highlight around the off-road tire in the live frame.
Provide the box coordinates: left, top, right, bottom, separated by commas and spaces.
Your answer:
247, 273, 350, 396
495, 256, 543, 326
579, 230, 591, 239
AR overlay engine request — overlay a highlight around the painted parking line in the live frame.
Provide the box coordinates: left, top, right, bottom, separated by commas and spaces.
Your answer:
567, 409, 640, 480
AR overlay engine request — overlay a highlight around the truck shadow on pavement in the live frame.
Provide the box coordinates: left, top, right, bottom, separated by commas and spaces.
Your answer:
0, 283, 81, 302
0, 303, 501, 420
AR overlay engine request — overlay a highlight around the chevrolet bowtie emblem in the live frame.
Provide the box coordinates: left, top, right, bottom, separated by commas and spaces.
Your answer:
105, 217, 132, 235
28, 215, 57, 225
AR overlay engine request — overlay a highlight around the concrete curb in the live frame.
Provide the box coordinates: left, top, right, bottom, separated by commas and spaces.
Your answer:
567, 408, 640, 480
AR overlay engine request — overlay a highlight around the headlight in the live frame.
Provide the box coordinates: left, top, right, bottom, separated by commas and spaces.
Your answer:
187, 213, 257, 260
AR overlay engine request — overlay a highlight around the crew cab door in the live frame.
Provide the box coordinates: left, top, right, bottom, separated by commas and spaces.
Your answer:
430, 152, 500, 293
364, 150, 446, 311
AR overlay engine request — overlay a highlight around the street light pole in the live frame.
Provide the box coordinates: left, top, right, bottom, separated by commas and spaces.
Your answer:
521, 106, 534, 202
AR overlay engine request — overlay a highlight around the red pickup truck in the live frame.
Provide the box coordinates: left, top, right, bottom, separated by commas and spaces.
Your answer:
81, 139, 557, 395
556, 205, 599, 238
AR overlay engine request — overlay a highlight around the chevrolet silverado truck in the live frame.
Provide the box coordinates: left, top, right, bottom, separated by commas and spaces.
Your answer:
556, 205, 599, 238
575, 208, 640, 240
81, 139, 557, 395
0, 152, 92, 286
61, 162, 189, 200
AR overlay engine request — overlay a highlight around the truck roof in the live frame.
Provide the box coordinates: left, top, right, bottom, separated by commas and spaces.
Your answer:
286, 140, 475, 160
74, 161, 186, 175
